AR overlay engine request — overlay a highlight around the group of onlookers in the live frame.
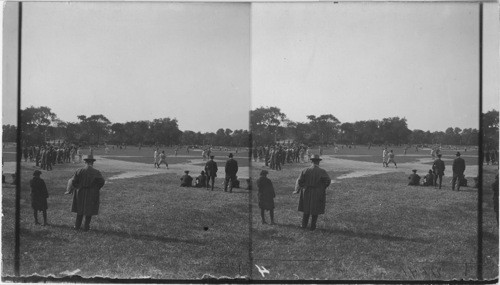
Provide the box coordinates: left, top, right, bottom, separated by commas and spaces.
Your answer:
180, 153, 240, 192
408, 151, 466, 191
252, 144, 311, 171
23, 144, 84, 170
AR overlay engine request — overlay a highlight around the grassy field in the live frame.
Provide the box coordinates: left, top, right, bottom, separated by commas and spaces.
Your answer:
2, 154, 251, 279
250, 161, 498, 280
1, 145, 497, 280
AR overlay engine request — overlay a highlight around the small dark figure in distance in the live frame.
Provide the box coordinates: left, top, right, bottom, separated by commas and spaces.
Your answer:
204, 155, 218, 191
433, 154, 445, 189
452, 152, 466, 191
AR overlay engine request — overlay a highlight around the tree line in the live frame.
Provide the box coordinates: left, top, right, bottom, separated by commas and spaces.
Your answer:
3, 105, 498, 149
250, 106, 498, 149
3, 106, 250, 147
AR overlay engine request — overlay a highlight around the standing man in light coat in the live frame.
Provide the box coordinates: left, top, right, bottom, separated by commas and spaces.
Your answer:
70, 154, 105, 231
296, 154, 331, 231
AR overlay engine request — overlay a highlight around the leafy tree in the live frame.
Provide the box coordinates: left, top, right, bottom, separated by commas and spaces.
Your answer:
379, 117, 411, 145
483, 109, 499, 149
77, 114, 111, 145
150, 118, 182, 146
250, 107, 287, 144
306, 114, 341, 145
21, 106, 58, 144
2, 124, 17, 142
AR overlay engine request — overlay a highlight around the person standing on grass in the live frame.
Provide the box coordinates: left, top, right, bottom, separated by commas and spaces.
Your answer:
204, 155, 218, 191
30, 170, 49, 226
257, 170, 275, 225
224, 153, 238, 193
153, 148, 159, 168
432, 153, 445, 189
386, 150, 397, 168
382, 147, 388, 167
70, 154, 105, 231
157, 151, 169, 169
451, 152, 466, 191
296, 154, 331, 231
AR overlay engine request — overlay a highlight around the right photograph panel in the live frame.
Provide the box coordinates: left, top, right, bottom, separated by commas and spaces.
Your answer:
250, 2, 498, 281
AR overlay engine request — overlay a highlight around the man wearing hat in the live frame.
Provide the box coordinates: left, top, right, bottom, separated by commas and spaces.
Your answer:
257, 170, 276, 225
204, 155, 218, 191
224, 153, 238, 193
407, 169, 421, 186
452, 152, 466, 191
180, 170, 193, 187
30, 170, 49, 226
296, 154, 331, 231
432, 153, 445, 189
71, 154, 105, 231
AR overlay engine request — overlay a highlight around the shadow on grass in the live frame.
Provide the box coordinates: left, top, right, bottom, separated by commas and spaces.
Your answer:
47, 223, 206, 245
276, 223, 429, 244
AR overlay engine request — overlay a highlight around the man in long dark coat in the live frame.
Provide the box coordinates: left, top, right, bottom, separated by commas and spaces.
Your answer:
224, 153, 238, 193
297, 154, 331, 231
204, 155, 218, 191
432, 154, 445, 189
71, 154, 105, 231
257, 170, 276, 225
30, 170, 49, 225
452, 152, 466, 191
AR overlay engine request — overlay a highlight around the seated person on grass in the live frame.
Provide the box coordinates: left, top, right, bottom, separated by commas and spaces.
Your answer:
408, 169, 421, 186
180, 171, 193, 187
195, 171, 207, 188
422, 170, 435, 186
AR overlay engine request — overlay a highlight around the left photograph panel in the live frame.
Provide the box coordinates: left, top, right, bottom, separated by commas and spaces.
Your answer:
2, 2, 251, 279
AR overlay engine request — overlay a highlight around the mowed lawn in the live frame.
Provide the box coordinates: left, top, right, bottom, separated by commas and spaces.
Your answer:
251, 162, 498, 280
2, 159, 251, 279
307, 145, 479, 165
98, 147, 251, 168
2, 146, 497, 280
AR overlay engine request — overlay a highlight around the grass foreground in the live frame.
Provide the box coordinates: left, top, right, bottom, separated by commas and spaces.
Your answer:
2, 145, 498, 281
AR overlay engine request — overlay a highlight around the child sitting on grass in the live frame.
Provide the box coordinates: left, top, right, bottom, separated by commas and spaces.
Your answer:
30, 170, 49, 226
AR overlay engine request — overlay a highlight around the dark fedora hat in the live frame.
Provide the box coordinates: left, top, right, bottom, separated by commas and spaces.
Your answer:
228, 153, 234, 158
83, 154, 96, 162
260, 170, 269, 176
33, 170, 42, 176
456, 152, 461, 156
310, 154, 322, 161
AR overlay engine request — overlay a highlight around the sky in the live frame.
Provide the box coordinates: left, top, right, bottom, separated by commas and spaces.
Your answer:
2, 2, 499, 133
252, 2, 499, 132
2, 2, 251, 133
